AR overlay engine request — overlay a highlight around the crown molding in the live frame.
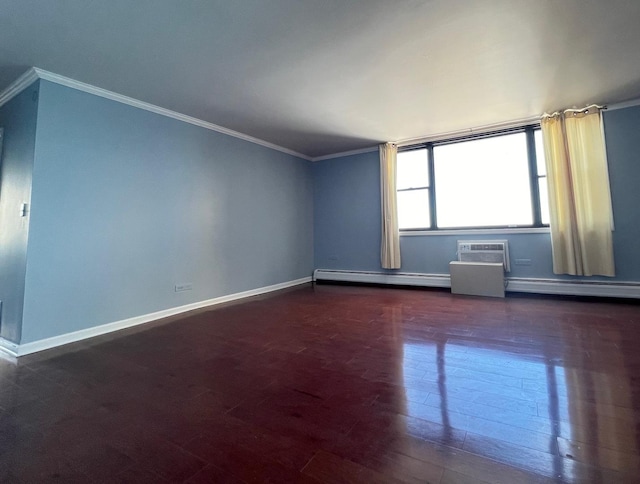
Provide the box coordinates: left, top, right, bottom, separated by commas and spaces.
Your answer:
6, 67, 640, 162
607, 98, 640, 111
1, 67, 312, 160
33, 68, 312, 160
311, 145, 378, 162
0, 68, 39, 108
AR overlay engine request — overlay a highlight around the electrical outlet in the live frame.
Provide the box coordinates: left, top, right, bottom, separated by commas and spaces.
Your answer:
514, 258, 532, 266
175, 283, 193, 292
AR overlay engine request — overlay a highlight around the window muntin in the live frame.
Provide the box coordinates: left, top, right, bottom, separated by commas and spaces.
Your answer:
397, 127, 548, 230
534, 130, 550, 225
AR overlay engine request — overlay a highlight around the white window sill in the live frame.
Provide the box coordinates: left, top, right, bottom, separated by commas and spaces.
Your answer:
400, 227, 550, 236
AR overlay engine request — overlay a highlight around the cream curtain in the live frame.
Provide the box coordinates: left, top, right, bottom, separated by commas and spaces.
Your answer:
541, 106, 615, 276
380, 142, 401, 269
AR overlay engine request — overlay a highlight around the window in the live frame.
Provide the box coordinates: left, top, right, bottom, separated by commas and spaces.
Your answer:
397, 126, 548, 231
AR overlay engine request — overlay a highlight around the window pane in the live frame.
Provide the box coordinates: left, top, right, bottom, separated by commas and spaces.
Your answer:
397, 149, 429, 190
434, 133, 533, 228
538, 176, 550, 225
534, 130, 547, 176
398, 189, 430, 229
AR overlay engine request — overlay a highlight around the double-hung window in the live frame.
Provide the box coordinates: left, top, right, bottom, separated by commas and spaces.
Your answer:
397, 126, 549, 231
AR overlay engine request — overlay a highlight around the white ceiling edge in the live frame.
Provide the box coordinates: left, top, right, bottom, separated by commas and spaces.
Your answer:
0, 67, 313, 161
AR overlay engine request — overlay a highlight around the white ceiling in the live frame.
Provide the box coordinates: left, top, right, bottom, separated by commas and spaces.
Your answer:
2, 0, 640, 158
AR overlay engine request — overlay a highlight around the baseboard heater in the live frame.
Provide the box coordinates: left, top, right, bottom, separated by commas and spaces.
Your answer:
312, 269, 640, 299
449, 261, 505, 298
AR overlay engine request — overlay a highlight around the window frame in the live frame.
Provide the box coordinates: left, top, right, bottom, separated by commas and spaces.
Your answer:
397, 125, 549, 233
395, 145, 433, 229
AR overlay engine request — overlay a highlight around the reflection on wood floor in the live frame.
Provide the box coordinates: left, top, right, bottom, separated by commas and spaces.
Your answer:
1, 283, 639, 482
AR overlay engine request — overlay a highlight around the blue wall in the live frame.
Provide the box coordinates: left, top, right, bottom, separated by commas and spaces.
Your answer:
20, 80, 313, 343
313, 152, 382, 271
0, 81, 39, 343
601, 106, 640, 279
314, 106, 640, 283
5, 77, 640, 345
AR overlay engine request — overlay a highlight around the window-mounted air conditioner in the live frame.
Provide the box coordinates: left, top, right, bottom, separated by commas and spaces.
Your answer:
450, 240, 509, 298
457, 240, 510, 272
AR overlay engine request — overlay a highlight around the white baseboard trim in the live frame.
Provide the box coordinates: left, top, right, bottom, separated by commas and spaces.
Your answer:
313, 269, 640, 299
1, 277, 311, 358
0, 337, 20, 359
506, 278, 640, 299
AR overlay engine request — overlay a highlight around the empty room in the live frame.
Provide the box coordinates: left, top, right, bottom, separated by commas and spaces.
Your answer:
2, 1, 640, 482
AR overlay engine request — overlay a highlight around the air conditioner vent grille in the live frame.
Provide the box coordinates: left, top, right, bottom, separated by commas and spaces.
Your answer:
470, 243, 504, 251
457, 240, 510, 272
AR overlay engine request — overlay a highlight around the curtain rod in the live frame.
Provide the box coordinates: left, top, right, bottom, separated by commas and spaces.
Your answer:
395, 115, 541, 147
541, 104, 607, 119
395, 104, 607, 147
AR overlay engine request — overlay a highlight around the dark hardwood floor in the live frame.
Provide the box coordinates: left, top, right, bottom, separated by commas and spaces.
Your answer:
2, 283, 640, 483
